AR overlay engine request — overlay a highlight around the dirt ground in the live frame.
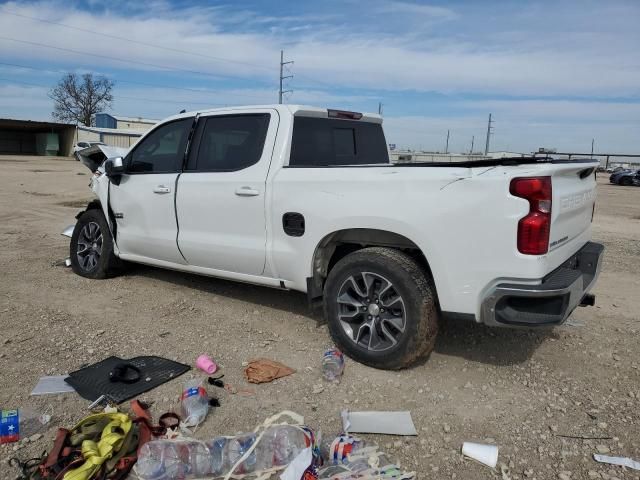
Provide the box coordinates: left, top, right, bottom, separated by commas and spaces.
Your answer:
0, 155, 638, 480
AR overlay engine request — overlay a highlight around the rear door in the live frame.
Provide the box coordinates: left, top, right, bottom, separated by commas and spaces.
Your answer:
110, 117, 193, 264
176, 109, 277, 275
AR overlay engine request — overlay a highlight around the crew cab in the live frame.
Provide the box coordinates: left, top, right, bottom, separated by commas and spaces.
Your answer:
68, 105, 604, 369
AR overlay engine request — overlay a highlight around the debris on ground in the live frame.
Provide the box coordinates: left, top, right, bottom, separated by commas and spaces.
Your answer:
321, 347, 345, 383
461, 441, 499, 468
196, 354, 218, 374
341, 410, 417, 436
592, 453, 640, 471
180, 379, 210, 428
0, 407, 51, 444
244, 358, 295, 384
30, 375, 76, 396
65, 355, 191, 403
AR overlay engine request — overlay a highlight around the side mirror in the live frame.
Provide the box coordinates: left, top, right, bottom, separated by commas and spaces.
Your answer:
105, 157, 125, 177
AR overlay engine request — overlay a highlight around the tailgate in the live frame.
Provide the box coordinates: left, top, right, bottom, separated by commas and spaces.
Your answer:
549, 162, 597, 254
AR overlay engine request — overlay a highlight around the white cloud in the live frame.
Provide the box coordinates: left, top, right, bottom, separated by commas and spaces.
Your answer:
0, 1, 638, 97
0, 0, 639, 152
374, 1, 457, 20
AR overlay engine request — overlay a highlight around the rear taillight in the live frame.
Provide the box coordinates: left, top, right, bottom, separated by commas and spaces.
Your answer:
510, 176, 552, 255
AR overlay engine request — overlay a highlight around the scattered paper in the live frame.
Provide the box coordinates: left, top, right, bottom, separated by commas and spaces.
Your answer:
280, 447, 312, 480
31, 376, 76, 396
342, 410, 417, 436
593, 454, 640, 471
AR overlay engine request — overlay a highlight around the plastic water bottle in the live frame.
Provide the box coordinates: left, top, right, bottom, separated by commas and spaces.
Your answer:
136, 440, 211, 479
180, 380, 209, 427
322, 347, 345, 382
136, 426, 311, 479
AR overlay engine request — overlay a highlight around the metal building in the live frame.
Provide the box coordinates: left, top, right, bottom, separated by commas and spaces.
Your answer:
0, 118, 75, 156
77, 126, 144, 148
95, 113, 157, 131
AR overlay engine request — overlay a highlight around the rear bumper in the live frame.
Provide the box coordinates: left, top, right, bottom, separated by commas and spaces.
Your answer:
481, 242, 604, 327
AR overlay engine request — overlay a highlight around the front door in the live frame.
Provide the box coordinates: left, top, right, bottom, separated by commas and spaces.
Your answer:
176, 110, 277, 275
110, 117, 194, 265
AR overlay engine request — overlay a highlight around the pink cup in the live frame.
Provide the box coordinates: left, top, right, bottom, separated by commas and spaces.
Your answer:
195, 354, 217, 374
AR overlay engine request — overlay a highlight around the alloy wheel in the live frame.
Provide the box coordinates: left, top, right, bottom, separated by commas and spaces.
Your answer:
336, 272, 406, 352
76, 221, 103, 271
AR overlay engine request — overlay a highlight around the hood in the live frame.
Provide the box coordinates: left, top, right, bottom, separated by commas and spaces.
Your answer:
75, 144, 129, 172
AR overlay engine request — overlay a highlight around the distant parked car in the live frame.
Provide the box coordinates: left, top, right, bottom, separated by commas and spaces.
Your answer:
73, 141, 105, 154
610, 169, 640, 186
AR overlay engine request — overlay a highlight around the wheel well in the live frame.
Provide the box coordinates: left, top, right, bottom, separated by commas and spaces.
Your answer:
308, 228, 433, 300
75, 199, 102, 219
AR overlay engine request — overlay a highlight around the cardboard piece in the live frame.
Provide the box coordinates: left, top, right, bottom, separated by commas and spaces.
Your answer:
341, 410, 417, 436
31, 375, 76, 396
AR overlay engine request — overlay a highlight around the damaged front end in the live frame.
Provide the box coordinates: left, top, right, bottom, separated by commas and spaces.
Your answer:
75, 144, 129, 173
62, 144, 128, 243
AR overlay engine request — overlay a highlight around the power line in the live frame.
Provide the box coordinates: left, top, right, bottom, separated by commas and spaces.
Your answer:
0, 35, 271, 83
0, 61, 269, 100
0, 7, 274, 72
0, 77, 227, 108
0, 7, 342, 92
279, 50, 293, 104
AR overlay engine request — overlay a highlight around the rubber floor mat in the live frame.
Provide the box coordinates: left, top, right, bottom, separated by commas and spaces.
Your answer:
65, 356, 190, 404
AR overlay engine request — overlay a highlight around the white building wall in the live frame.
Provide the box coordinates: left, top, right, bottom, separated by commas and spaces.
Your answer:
115, 119, 156, 131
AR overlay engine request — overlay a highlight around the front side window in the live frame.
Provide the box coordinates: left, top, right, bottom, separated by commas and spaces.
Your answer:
78, 142, 89, 148
188, 114, 270, 172
128, 118, 192, 173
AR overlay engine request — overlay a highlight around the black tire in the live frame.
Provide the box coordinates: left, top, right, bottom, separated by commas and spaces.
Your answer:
70, 209, 121, 279
620, 177, 632, 186
323, 247, 439, 370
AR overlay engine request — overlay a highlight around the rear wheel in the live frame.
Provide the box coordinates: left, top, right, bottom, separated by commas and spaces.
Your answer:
323, 247, 439, 370
70, 209, 121, 279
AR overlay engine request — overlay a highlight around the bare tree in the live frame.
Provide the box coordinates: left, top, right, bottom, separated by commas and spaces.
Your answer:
49, 73, 114, 126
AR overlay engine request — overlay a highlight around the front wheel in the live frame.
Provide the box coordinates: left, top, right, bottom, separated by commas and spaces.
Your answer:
323, 247, 439, 370
620, 177, 632, 186
70, 209, 121, 279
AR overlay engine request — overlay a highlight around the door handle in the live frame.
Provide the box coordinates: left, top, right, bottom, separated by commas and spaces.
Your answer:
153, 185, 171, 194
235, 186, 260, 197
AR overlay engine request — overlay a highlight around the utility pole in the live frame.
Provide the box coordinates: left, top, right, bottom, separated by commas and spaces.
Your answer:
591, 138, 595, 158
378, 102, 383, 115
279, 50, 293, 104
445, 130, 450, 154
470, 135, 474, 155
484, 113, 493, 155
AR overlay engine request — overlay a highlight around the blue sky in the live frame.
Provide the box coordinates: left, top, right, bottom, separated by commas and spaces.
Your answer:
1, 0, 639, 153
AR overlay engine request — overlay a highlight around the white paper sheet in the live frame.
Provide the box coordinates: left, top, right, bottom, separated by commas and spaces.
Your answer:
593, 454, 640, 471
30, 375, 76, 395
342, 410, 417, 436
280, 447, 312, 480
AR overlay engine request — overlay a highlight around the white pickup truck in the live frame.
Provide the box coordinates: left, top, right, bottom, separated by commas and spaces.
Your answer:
69, 105, 604, 369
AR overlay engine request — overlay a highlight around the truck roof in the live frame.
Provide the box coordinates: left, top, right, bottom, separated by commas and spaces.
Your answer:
161, 105, 383, 124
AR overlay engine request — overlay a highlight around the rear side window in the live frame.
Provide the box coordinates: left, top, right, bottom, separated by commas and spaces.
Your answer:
187, 114, 270, 172
289, 117, 389, 167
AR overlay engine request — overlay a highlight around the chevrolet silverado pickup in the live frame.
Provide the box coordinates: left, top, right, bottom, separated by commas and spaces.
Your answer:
68, 105, 604, 369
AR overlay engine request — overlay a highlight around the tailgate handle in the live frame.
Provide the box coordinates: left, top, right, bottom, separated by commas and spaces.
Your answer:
579, 167, 595, 179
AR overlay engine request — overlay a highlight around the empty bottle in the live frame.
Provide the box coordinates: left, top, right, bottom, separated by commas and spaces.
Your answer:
136, 440, 211, 480
322, 347, 345, 382
180, 379, 209, 427
136, 426, 312, 480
